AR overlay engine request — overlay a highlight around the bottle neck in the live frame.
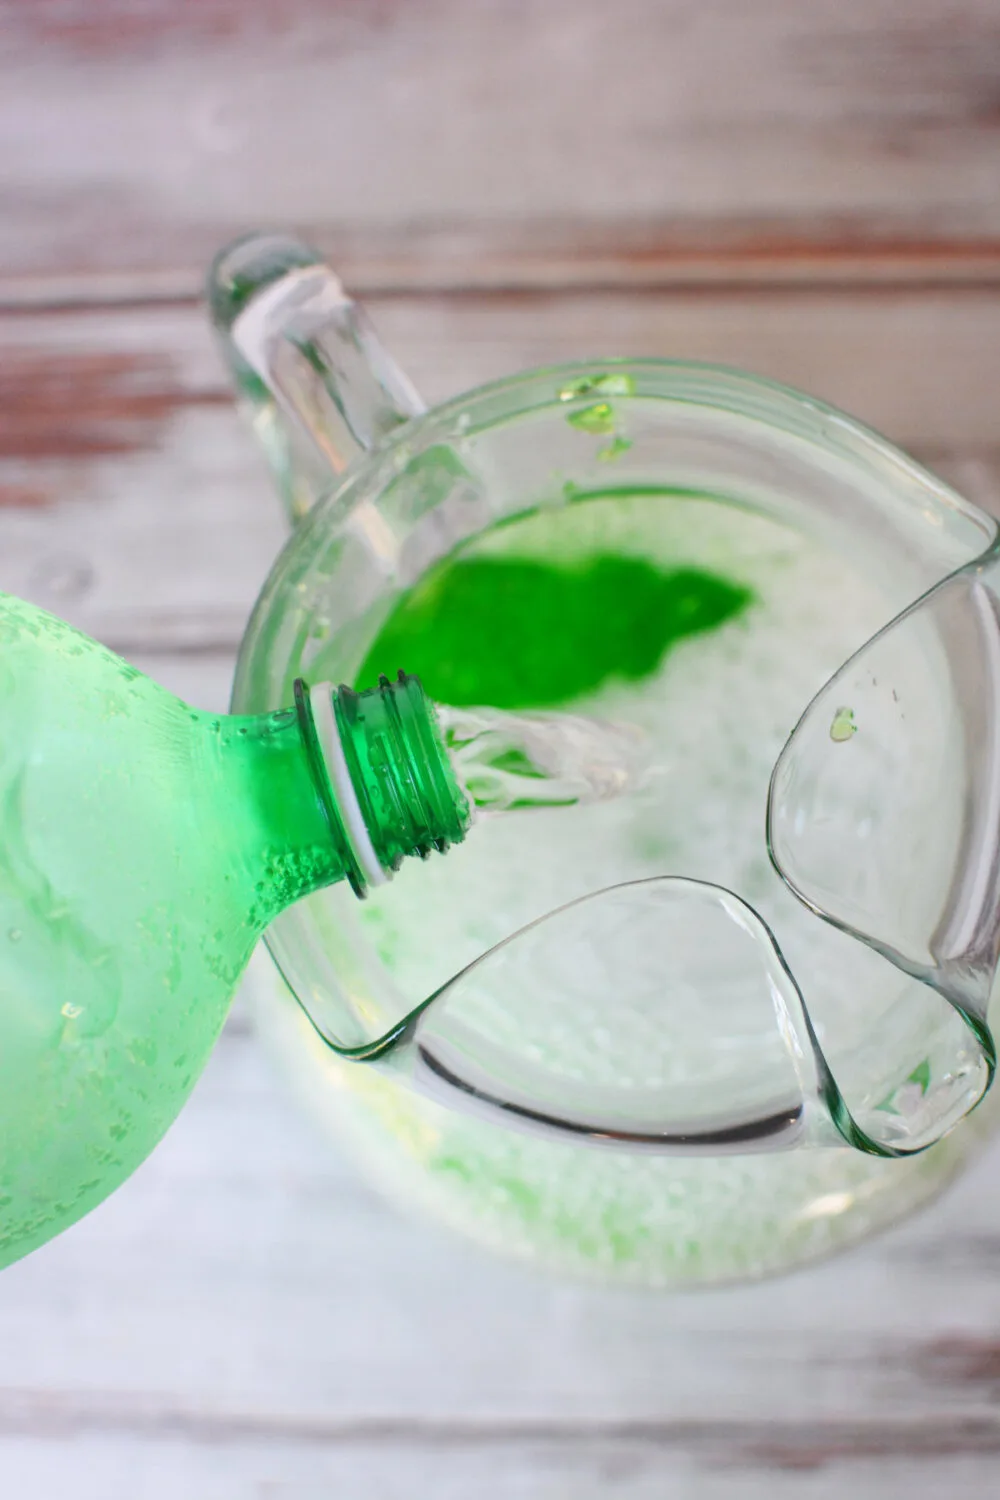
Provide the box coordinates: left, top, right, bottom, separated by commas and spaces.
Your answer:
217, 672, 470, 929
300, 672, 471, 897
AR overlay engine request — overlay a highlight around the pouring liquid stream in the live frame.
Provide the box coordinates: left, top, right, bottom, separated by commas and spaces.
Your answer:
438, 703, 650, 815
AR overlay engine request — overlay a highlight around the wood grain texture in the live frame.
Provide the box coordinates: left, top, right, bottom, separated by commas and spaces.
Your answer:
3, 2, 1000, 1493
1, 0, 999, 289
2, 1442, 1000, 1500
0, 291, 997, 657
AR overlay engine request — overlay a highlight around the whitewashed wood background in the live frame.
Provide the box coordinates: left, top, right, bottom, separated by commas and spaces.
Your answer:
1, 2, 1000, 1495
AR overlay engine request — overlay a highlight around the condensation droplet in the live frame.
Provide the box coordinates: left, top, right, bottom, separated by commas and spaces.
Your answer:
829, 705, 857, 743
29, 554, 94, 603
566, 402, 615, 435
558, 372, 636, 401
598, 434, 632, 462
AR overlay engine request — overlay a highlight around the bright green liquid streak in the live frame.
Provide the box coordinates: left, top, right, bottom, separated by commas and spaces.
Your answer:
358, 552, 752, 710
0, 597, 343, 1268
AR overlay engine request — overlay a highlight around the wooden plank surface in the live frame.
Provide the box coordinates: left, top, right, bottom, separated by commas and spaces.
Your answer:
4, 1, 1000, 1494
1, 0, 1000, 290
0, 290, 998, 656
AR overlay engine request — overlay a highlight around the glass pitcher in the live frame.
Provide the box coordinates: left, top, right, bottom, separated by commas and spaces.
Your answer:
212, 233, 1000, 1287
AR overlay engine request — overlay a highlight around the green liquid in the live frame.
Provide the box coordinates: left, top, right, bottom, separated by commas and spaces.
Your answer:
358, 552, 752, 710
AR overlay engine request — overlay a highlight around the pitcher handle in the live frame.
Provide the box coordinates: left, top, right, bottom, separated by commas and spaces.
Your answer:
208, 233, 426, 524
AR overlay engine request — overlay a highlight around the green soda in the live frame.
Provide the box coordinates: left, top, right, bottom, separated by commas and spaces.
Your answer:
0, 593, 468, 1269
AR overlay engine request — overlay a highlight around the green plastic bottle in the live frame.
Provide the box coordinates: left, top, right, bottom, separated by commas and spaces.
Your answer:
0, 593, 469, 1269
